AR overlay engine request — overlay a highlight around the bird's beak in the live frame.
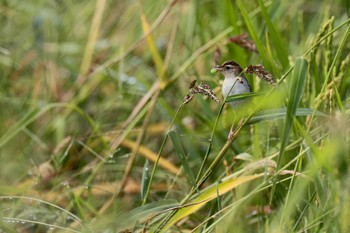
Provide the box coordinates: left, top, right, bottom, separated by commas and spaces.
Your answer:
210, 66, 222, 74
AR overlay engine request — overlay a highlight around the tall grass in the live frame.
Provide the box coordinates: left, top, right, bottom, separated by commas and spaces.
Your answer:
0, 0, 349, 232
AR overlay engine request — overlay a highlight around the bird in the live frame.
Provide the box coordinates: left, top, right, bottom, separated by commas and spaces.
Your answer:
211, 60, 252, 109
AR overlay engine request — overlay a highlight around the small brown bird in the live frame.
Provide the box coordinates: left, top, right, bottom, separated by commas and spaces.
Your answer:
211, 61, 252, 109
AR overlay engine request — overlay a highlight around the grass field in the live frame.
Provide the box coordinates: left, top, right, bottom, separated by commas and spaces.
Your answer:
0, 0, 350, 232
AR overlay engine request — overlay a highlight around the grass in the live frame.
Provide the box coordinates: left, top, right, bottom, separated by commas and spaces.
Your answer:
0, 0, 349, 232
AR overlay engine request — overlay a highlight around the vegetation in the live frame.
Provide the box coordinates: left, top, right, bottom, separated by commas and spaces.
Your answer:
0, 0, 349, 232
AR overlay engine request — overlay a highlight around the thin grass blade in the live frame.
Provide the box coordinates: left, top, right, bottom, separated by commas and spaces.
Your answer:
248, 108, 326, 125
168, 130, 196, 188
225, 91, 269, 102
141, 159, 151, 200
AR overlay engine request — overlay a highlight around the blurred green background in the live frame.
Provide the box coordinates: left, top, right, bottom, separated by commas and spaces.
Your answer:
0, 0, 349, 232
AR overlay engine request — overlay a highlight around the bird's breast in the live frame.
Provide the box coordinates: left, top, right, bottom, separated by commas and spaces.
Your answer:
222, 76, 250, 98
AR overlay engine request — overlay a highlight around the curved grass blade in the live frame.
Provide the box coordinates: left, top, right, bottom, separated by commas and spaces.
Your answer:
248, 108, 327, 125
225, 91, 268, 103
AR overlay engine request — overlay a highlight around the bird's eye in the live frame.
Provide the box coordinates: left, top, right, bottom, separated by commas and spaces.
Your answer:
225, 66, 231, 70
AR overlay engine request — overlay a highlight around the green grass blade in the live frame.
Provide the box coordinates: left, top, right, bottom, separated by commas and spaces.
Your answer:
277, 58, 308, 169
257, 0, 289, 69
225, 91, 269, 102
168, 130, 197, 189
248, 108, 327, 125
237, 0, 274, 72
